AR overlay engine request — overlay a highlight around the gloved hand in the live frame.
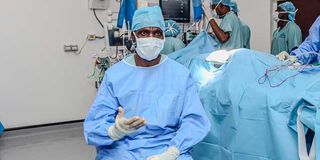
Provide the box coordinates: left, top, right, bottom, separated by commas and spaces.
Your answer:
108, 107, 146, 140
147, 146, 180, 160
202, 0, 213, 21
288, 62, 302, 69
292, 62, 301, 67
289, 56, 298, 63
277, 51, 290, 61
277, 51, 298, 63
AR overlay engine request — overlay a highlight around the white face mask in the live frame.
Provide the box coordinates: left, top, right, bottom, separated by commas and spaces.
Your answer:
211, 0, 223, 19
272, 12, 280, 22
272, 10, 296, 22
211, 9, 220, 19
134, 33, 165, 61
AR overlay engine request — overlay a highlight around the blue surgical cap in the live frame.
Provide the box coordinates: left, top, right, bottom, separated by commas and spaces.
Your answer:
164, 20, 181, 37
212, 0, 231, 6
132, 6, 165, 32
279, 2, 296, 21
229, 1, 239, 13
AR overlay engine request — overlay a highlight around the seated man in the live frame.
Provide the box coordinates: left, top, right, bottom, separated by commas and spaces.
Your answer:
291, 16, 320, 65
83, 6, 210, 160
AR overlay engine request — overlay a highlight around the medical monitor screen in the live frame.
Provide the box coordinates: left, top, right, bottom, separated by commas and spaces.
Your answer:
159, 0, 190, 23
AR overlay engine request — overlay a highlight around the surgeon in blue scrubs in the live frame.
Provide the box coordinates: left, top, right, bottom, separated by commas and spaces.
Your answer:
291, 16, 320, 65
202, 0, 243, 50
271, 2, 302, 55
229, 1, 251, 49
161, 20, 185, 55
83, 6, 210, 160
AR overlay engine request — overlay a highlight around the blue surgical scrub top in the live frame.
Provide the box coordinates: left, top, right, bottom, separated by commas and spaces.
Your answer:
291, 16, 320, 64
271, 21, 302, 55
219, 11, 244, 50
83, 55, 210, 160
162, 37, 186, 55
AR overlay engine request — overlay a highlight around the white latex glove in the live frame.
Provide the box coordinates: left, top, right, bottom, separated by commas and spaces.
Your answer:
276, 51, 290, 61
108, 107, 146, 140
277, 51, 299, 63
289, 56, 298, 63
288, 62, 302, 69
292, 62, 301, 67
147, 146, 180, 160
202, 0, 213, 21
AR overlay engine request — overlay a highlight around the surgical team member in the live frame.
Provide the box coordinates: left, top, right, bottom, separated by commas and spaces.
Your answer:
83, 6, 210, 160
271, 2, 302, 55
291, 16, 320, 64
162, 20, 186, 55
202, 0, 243, 50
230, 1, 251, 49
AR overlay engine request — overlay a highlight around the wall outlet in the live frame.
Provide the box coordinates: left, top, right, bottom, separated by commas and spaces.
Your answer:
64, 45, 79, 52
89, 0, 110, 10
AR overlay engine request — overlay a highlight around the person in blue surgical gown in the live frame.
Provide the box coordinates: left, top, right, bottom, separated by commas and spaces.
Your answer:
162, 20, 186, 55
291, 16, 320, 65
202, 0, 243, 50
271, 2, 302, 55
83, 6, 210, 160
229, 1, 251, 49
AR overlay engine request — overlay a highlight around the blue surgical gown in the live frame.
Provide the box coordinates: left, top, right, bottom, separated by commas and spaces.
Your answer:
241, 20, 251, 49
219, 11, 243, 50
83, 57, 210, 160
291, 16, 320, 64
162, 37, 186, 55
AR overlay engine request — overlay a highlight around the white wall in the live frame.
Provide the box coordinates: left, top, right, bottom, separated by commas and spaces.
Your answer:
237, 0, 272, 52
0, 0, 116, 128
